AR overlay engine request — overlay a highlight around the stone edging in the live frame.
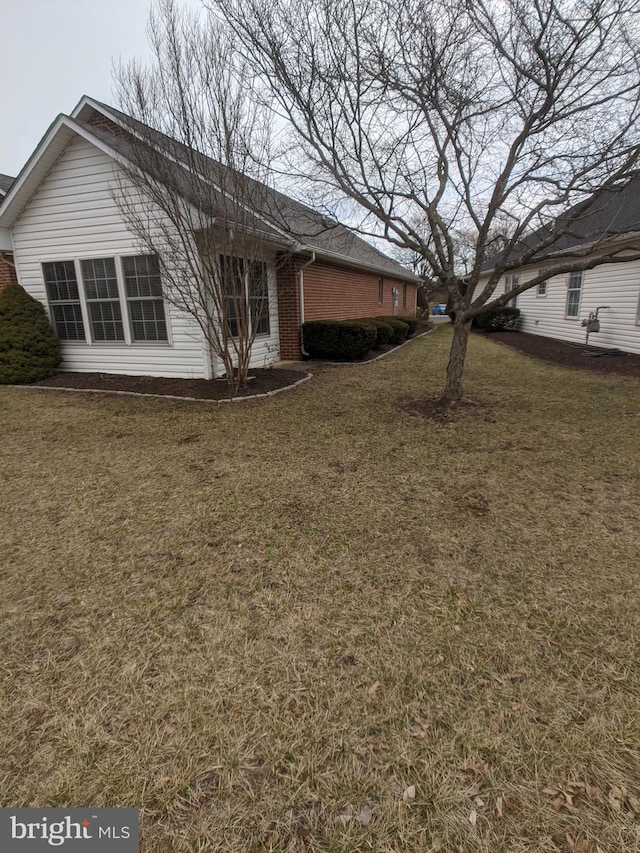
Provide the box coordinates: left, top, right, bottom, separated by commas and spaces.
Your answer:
13, 371, 314, 404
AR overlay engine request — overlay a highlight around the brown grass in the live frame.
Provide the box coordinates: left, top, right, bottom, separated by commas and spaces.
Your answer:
1, 325, 639, 852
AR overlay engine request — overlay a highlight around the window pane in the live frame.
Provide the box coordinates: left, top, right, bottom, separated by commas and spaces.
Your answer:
43, 261, 79, 302
123, 255, 162, 298
89, 301, 124, 341
566, 271, 583, 317
129, 299, 168, 341
81, 258, 119, 300
250, 262, 270, 335
52, 303, 85, 341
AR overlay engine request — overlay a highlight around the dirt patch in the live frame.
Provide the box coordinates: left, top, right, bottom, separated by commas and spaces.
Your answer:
401, 394, 493, 423
483, 330, 640, 377
29, 368, 308, 400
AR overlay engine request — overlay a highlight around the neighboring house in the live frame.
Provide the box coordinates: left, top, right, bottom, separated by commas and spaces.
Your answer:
477, 177, 640, 355
0, 97, 419, 378
0, 174, 18, 291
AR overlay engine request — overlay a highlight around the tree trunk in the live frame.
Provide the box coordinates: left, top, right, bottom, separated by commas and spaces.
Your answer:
442, 317, 471, 403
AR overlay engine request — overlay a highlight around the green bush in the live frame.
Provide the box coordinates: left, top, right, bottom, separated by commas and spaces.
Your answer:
303, 320, 375, 360
377, 316, 410, 343
0, 284, 61, 384
472, 306, 521, 332
395, 314, 419, 335
353, 318, 394, 347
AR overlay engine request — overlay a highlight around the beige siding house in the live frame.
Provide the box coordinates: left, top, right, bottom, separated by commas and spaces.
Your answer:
479, 261, 640, 355
476, 177, 640, 355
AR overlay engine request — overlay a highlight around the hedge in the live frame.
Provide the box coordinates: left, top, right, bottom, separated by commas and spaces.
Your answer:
353, 318, 394, 347
394, 314, 419, 335
472, 306, 521, 332
376, 316, 410, 344
0, 284, 62, 384
303, 320, 376, 360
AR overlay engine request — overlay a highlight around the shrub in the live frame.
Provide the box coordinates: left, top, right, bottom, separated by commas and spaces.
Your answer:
472, 306, 521, 332
353, 318, 394, 347
303, 320, 375, 360
395, 314, 419, 335
0, 284, 61, 384
377, 317, 410, 343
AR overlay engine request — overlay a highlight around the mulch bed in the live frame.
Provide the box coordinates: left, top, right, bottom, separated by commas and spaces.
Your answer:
30, 368, 308, 401
483, 331, 640, 377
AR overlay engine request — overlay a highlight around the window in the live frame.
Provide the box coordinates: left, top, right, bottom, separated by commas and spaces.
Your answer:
122, 255, 168, 341
378, 278, 383, 304
537, 269, 548, 296
43, 254, 169, 346
402, 283, 407, 310
566, 271, 583, 318
505, 274, 519, 308
42, 261, 85, 340
80, 257, 124, 341
220, 255, 270, 337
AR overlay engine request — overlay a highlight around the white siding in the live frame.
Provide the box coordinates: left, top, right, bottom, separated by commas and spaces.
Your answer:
476, 262, 640, 355
11, 136, 208, 378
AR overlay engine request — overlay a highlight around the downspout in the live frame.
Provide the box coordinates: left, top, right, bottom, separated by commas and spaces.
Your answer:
298, 251, 316, 357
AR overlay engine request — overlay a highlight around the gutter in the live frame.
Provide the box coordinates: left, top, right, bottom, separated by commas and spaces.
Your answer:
298, 251, 316, 357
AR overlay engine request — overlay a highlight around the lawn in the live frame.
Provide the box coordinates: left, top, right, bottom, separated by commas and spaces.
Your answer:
1, 326, 639, 853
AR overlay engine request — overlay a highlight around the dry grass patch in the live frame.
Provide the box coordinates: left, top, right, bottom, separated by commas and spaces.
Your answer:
1, 326, 640, 852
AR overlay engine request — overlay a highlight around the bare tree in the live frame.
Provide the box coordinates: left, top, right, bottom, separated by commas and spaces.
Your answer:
112, 0, 280, 394
212, 0, 640, 402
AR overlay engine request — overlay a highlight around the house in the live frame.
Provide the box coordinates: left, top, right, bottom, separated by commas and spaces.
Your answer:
0, 174, 18, 290
0, 97, 419, 378
477, 177, 640, 355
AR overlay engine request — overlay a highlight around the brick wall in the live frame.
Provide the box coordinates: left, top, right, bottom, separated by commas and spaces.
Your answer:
0, 253, 18, 291
304, 261, 416, 322
275, 253, 302, 359
276, 256, 417, 359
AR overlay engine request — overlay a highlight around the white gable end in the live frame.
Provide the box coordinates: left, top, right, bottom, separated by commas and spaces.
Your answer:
11, 134, 208, 378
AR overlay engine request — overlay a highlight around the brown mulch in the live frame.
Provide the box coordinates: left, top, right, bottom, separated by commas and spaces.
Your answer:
483, 330, 640, 377
29, 368, 309, 401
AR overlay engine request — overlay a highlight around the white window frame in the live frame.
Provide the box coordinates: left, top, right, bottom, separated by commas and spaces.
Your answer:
120, 254, 170, 344
42, 260, 87, 343
42, 254, 172, 347
505, 273, 519, 308
219, 254, 272, 339
565, 270, 583, 319
80, 257, 126, 344
536, 269, 549, 297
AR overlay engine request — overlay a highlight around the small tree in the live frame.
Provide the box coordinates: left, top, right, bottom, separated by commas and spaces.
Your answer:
0, 284, 61, 384
113, 0, 281, 394
215, 0, 640, 402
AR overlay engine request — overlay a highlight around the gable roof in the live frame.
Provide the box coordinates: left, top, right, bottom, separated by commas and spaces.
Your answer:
482, 174, 640, 274
0, 96, 420, 283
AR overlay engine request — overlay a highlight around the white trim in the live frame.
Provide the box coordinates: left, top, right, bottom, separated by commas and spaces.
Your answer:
41, 252, 173, 347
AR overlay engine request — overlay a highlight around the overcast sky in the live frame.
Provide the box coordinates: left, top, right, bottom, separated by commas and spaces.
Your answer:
0, 0, 203, 177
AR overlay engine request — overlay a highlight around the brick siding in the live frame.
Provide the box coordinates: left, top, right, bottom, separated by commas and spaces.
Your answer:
0, 253, 18, 291
276, 256, 417, 359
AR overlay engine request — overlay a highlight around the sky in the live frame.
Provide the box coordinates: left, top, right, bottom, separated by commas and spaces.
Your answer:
0, 0, 203, 178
